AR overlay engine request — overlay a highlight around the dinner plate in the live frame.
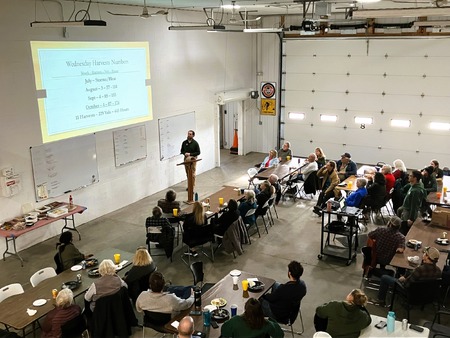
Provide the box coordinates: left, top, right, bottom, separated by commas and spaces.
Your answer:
63, 281, 79, 290
435, 238, 449, 246
211, 308, 230, 322
33, 299, 47, 307
71, 265, 82, 271
211, 298, 227, 308
85, 258, 98, 268
88, 268, 100, 277
248, 281, 265, 292
230, 269, 241, 277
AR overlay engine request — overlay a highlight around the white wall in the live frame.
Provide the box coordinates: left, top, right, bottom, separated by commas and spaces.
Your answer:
0, 0, 256, 252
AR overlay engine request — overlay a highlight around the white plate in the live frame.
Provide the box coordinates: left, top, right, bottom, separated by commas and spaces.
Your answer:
33, 299, 47, 307
230, 269, 241, 277
71, 265, 82, 271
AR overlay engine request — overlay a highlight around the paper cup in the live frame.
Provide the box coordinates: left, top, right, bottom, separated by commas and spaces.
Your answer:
219, 198, 224, 206
241, 279, 249, 291
114, 253, 121, 264
232, 276, 239, 285
173, 208, 178, 217
286, 156, 291, 161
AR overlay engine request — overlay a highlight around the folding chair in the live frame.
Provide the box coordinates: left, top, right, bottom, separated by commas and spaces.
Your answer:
247, 168, 261, 189
30, 267, 57, 287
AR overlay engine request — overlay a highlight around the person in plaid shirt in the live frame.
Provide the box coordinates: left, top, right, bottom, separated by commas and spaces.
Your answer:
368, 216, 405, 267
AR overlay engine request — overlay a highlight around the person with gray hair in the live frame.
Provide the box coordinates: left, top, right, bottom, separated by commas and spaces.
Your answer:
278, 141, 292, 162
178, 316, 195, 338
268, 174, 282, 205
41, 288, 81, 338
381, 164, 396, 196
239, 190, 257, 224
345, 178, 368, 208
85, 259, 127, 312
368, 215, 405, 268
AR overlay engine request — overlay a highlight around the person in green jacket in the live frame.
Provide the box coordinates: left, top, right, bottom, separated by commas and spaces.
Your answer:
221, 298, 284, 338
56, 231, 91, 271
314, 289, 371, 338
397, 170, 427, 229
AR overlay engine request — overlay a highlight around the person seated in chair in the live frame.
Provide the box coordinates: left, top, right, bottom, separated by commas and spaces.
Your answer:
221, 298, 283, 338
371, 246, 442, 307
381, 164, 396, 197
157, 189, 181, 214
214, 199, 239, 236
368, 216, 405, 268
278, 141, 292, 162
255, 181, 274, 218
298, 153, 318, 182
336, 153, 357, 182
315, 147, 326, 169
178, 316, 195, 338
123, 247, 157, 303
345, 178, 367, 208
313, 161, 340, 216
136, 271, 194, 318
41, 288, 81, 338
422, 166, 437, 194
430, 159, 444, 179
259, 150, 279, 172
261, 260, 306, 323
268, 174, 282, 205
85, 259, 127, 312
56, 231, 92, 272
362, 172, 386, 218
182, 201, 210, 257
146, 206, 174, 249
239, 190, 257, 224
315, 289, 371, 338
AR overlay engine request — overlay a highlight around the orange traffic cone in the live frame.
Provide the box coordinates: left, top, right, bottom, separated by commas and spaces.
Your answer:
230, 129, 238, 155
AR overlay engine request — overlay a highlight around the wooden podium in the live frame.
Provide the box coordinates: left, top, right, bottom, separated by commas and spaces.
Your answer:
177, 157, 201, 203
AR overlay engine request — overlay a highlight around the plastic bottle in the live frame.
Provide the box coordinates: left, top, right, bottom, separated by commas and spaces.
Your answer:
194, 192, 198, 202
194, 286, 201, 309
69, 195, 73, 207
387, 311, 395, 333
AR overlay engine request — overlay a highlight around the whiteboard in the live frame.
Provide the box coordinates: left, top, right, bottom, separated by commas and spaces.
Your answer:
30, 134, 99, 201
158, 112, 195, 160
113, 125, 147, 167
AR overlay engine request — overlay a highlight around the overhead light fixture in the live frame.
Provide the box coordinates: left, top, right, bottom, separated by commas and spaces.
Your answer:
353, 7, 450, 19
30, 20, 107, 28
169, 25, 226, 31
354, 117, 373, 124
356, 0, 381, 3
288, 112, 305, 120
320, 114, 338, 122
243, 28, 284, 33
413, 20, 450, 27
222, 1, 240, 10
430, 122, 450, 130
390, 119, 411, 128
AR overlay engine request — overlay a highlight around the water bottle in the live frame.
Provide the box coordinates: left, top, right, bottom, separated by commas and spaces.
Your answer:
194, 286, 201, 309
387, 311, 395, 333
194, 192, 198, 202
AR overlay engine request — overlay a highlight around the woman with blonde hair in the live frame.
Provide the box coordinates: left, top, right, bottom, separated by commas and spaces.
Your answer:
182, 201, 210, 256
259, 149, 279, 171
393, 159, 407, 180
315, 289, 371, 338
239, 190, 257, 224
124, 247, 157, 302
315, 147, 326, 169
85, 259, 127, 312
41, 288, 81, 338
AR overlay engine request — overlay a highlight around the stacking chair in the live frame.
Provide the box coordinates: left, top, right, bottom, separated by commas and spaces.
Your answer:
255, 200, 270, 234
360, 246, 394, 291
247, 168, 261, 189
244, 208, 259, 243
0, 283, 24, 303
267, 195, 278, 222
142, 311, 172, 338
278, 304, 304, 337
424, 310, 450, 338
190, 261, 204, 289
389, 278, 442, 321
61, 313, 89, 338
181, 223, 214, 266
146, 225, 175, 262
297, 171, 318, 199
30, 267, 57, 287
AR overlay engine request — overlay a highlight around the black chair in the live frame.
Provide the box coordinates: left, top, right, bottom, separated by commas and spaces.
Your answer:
142, 310, 172, 337
181, 223, 214, 265
298, 170, 318, 198
255, 200, 270, 234
127, 271, 154, 304
54, 251, 64, 274
61, 313, 88, 338
389, 278, 442, 321
424, 310, 450, 338
190, 261, 204, 288
146, 224, 175, 262
276, 302, 304, 337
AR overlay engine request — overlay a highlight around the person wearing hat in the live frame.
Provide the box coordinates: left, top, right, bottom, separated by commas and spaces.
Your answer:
368, 216, 405, 268
371, 246, 442, 306
422, 166, 437, 194
336, 153, 357, 182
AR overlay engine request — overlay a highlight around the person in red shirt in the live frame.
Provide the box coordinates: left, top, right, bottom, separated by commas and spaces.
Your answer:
381, 164, 395, 197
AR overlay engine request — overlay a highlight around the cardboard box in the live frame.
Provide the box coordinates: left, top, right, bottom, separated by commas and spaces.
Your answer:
431, 206, 450, 228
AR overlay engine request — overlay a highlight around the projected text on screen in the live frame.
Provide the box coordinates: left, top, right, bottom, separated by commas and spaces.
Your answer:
31, 41, 153, 143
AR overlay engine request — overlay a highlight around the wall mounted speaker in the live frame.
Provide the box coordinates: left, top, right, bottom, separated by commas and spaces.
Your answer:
251, 91, 259, 99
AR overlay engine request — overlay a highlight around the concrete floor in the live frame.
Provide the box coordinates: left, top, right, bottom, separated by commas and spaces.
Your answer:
1, 150, 447, 337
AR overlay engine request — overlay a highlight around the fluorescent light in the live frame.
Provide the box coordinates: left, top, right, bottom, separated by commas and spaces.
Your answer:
354, 117, 373, 124
356, 0, 381, 3
222, 4, 240, 9
390, 119, 411, 128
414, 20, 450, 27
288, 112, 305, 120
243, 28, 284, 33
30, 20, 106, 28
430, 122, 450, 130
320, 114, 337, 122
169, 25, 225, 31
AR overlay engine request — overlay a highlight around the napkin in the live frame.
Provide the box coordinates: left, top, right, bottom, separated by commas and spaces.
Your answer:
27, 309, 37, 316
116, 260, 128, 270
171, 320, 179, 329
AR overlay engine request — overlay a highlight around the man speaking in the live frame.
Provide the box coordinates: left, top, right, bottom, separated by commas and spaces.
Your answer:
180, 130, 201, 190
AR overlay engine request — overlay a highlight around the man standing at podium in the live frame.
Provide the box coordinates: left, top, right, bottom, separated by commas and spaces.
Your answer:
180, 130, 201, 190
